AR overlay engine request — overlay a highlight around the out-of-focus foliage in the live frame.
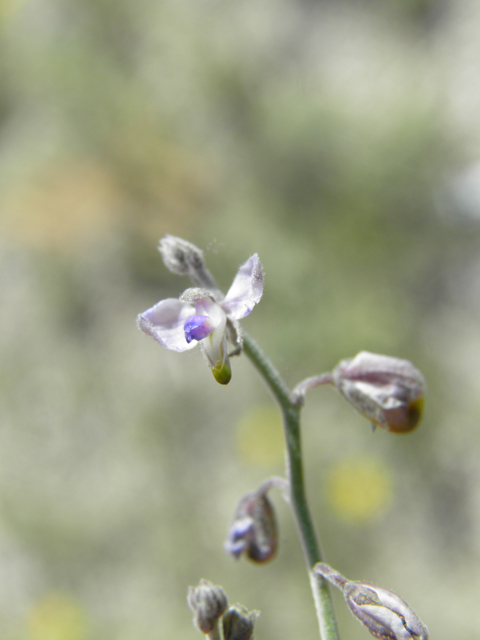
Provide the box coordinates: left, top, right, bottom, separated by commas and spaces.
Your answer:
1, 0, 480, 638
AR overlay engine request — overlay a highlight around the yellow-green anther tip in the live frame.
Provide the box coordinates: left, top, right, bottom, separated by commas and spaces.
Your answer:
212, 361, 232, 385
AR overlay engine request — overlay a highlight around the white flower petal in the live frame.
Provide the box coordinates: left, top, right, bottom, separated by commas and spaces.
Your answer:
137, 298, 196, 352
222, 253, 263, 320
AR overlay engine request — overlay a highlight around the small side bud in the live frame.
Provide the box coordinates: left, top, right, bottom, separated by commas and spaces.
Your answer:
314, 563, 428, 640
159, 235, 205, 276
187, 579, 228, 635
222, 605, 259, 640
224, 485, 278, 564
158, 235, 221, 295
332, 351, 426, 433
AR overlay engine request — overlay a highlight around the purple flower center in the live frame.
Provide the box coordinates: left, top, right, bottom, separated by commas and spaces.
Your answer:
184, 315, 213, 343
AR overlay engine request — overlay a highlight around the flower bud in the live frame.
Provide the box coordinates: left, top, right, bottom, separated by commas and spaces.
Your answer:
343, 582, 428, 640
187, 579, 228, 634
159, 235, 205, 275
158, 235, 221, 294
314, 563, 428, 640
332, 351, 426, 433
224, 489, 278, 563
222, 605, 259, 640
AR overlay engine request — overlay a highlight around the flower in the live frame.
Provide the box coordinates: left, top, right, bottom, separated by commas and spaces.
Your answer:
332, 351, 426, 433
137, 253, 263, 384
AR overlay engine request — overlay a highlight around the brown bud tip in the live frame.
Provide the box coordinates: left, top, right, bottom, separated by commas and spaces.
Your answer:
222, 605, 259, 640
332, 351, 426, 433
187, 579, 228, 634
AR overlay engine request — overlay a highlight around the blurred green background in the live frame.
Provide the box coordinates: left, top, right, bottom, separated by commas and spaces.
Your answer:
1, 0, 480, 638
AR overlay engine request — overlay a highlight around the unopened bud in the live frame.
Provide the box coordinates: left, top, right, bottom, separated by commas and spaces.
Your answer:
344, 581, 428, 640
187, 579, 228, 634
159, 235, 204, 276
158, 235, 220, 295
332, 351, 426, 433
222, 605, 259, 640
224, 487, 278, 564
314, 563, 428, 640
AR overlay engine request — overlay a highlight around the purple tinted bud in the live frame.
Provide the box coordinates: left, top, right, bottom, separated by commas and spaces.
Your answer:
187, 579, 228, 635
332, 352, 426, 433
225, 490, 278, 564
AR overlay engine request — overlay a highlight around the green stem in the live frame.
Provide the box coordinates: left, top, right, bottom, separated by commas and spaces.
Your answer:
241, 332, 340, 640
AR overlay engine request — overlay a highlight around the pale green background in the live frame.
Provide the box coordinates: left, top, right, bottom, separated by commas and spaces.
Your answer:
1, 0, 480, 638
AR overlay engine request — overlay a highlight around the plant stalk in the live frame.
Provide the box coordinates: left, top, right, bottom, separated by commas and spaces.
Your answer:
241, 331, 340, 640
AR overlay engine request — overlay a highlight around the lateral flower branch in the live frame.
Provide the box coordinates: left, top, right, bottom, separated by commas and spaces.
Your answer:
293, 351, 426, 433
314, 564, 428, 640
136, 236, 428, 640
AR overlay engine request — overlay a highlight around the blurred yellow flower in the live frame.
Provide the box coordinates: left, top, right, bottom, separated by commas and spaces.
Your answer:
27, 593, 87, 640
326, 457, 392, 522
236, 405, 284, 467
